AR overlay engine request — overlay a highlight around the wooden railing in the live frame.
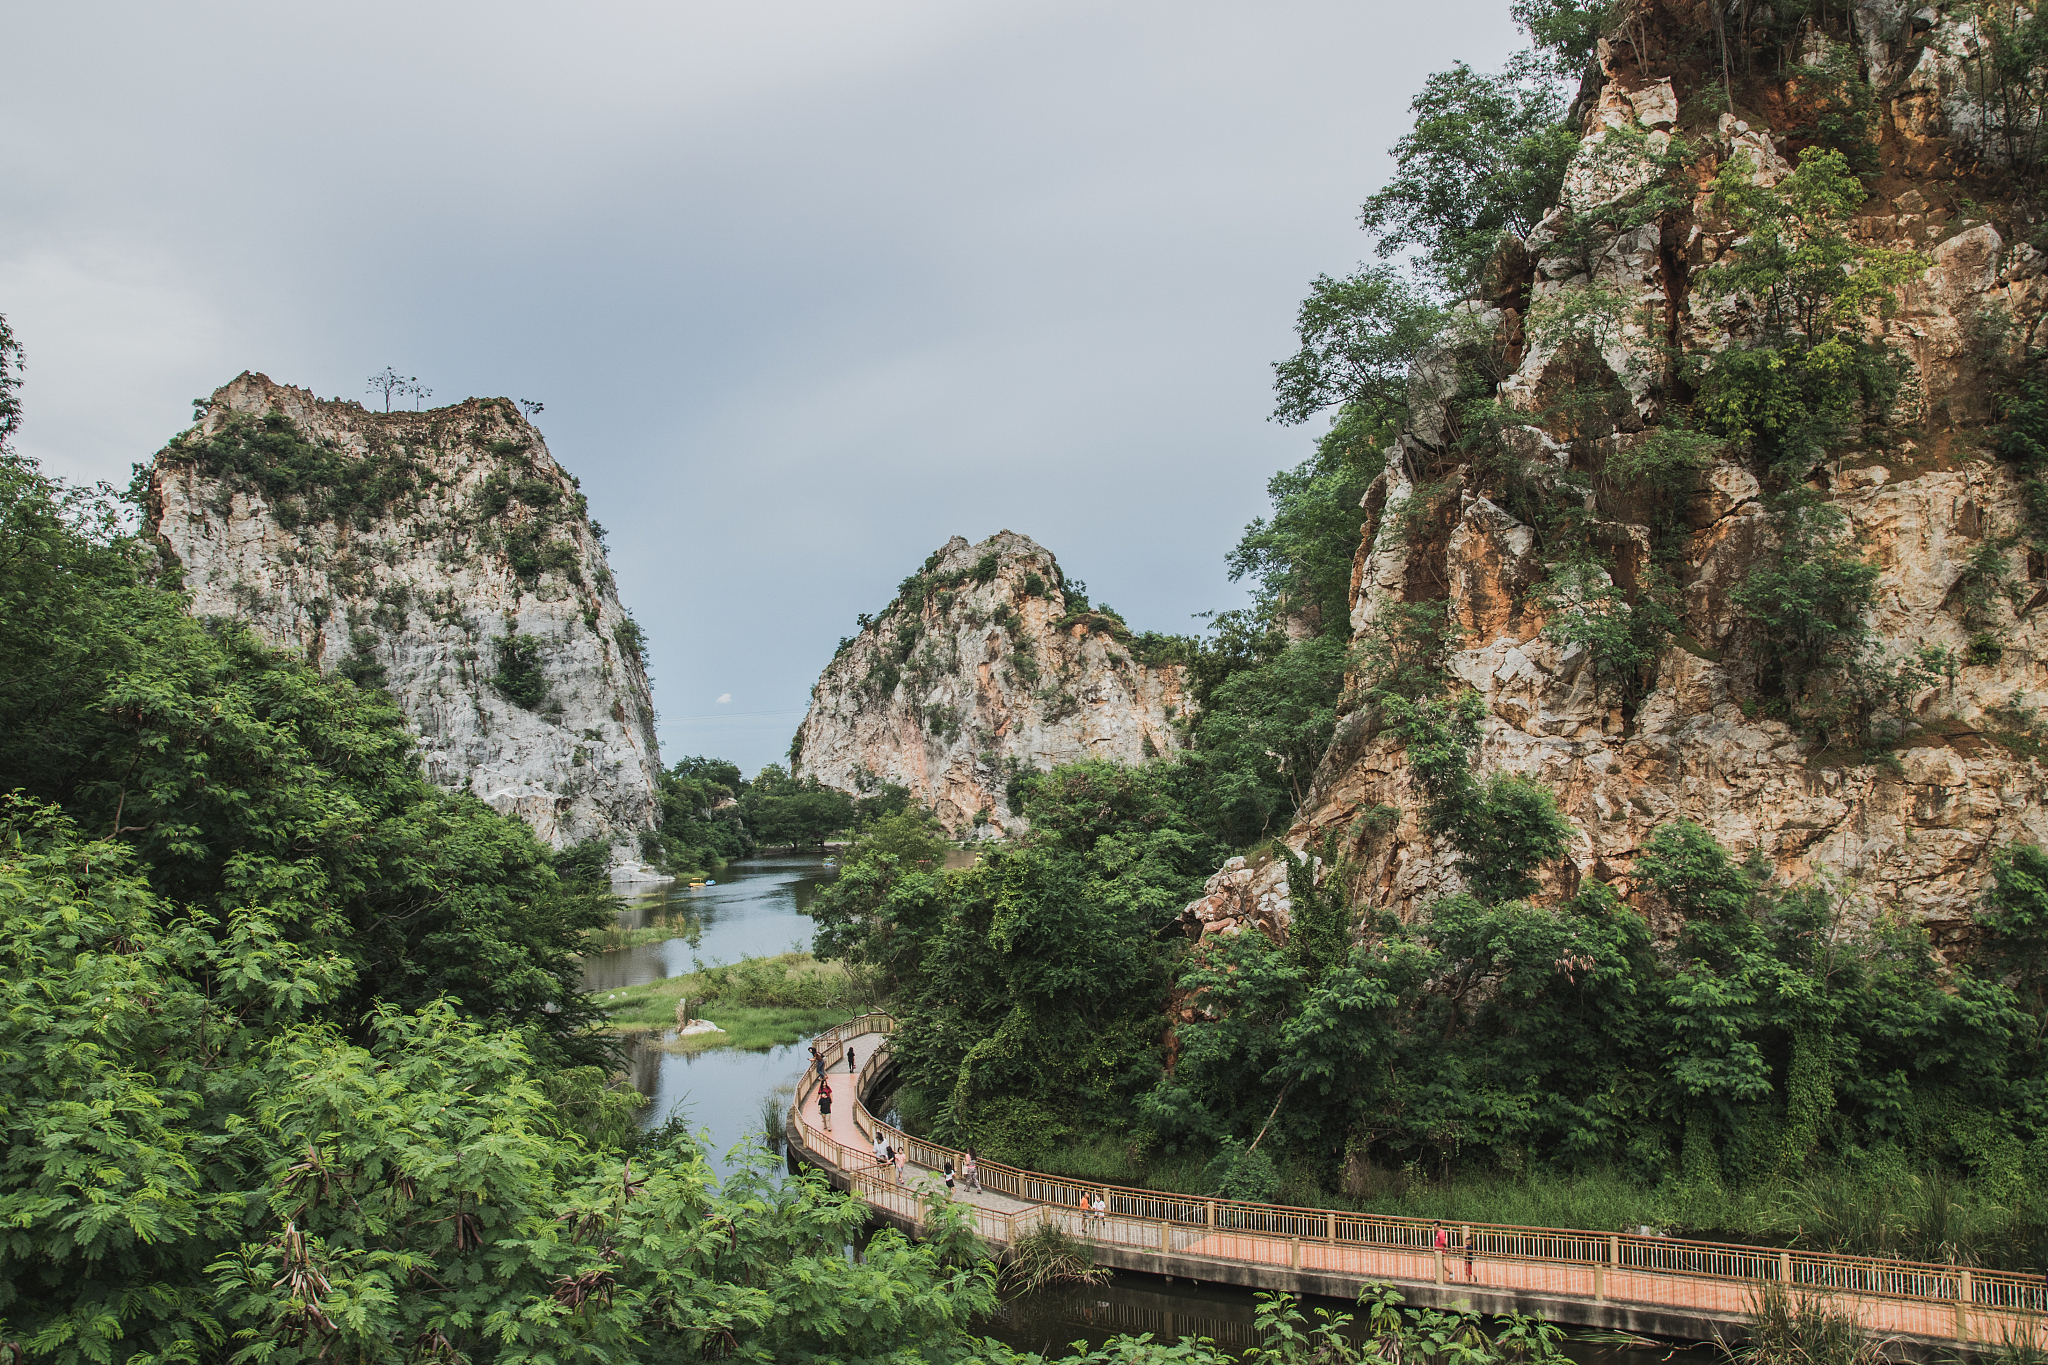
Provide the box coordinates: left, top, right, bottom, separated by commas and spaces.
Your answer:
787, 1014, 2048, 1347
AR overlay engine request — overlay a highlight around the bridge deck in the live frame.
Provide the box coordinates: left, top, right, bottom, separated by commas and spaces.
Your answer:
785, 1015, 2046, 1357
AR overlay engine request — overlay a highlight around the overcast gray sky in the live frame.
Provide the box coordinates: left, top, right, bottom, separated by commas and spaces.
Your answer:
5, 0, 1523, 776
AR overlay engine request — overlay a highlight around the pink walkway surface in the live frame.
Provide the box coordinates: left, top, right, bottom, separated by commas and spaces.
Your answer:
790, 1015, 2047, 1349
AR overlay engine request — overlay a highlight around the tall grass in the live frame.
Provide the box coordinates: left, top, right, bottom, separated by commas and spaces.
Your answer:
758, 1083, 793, 1157
1731, 1284, 1892, 1365
1001, 1221, 1108, 1293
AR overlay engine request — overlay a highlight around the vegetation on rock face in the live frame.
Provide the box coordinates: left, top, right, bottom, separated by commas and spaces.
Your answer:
492, 627, 552, 708
155, 406, 432, 531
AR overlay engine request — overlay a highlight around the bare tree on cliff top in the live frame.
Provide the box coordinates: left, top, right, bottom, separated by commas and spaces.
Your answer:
366, 367, 416, 412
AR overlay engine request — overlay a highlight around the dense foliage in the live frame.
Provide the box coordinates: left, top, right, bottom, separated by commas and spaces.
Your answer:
811, 760, 1228, 1165
0, 810, 1003, 1364
650, 754, 754, 872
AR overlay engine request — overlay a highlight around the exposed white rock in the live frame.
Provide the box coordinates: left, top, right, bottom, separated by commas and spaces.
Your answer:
1233, 4, 2048, 948
142, 373, 662, 865
792, 531, 1191, 836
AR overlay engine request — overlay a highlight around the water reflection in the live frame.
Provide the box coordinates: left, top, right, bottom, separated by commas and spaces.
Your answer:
582, 855, 839, 992
985, 1272, 1715, 1364
617, 1029, 801, 1165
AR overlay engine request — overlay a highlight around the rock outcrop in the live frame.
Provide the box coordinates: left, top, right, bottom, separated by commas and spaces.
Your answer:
1194, 0, 2048, 943
791, 532, 1191, 835
141, 373, 663, 871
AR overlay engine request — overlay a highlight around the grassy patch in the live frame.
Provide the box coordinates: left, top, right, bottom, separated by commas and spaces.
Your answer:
595, 951, 866, 1052
1985, 727, 2048, 763
657, 1005, 855, 1053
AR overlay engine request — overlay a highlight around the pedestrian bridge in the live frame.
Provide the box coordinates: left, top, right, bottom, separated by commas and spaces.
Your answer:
785, 1013, 2046, 1356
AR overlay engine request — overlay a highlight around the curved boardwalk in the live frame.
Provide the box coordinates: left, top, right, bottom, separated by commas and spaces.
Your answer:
787, 1015, 2045, 1356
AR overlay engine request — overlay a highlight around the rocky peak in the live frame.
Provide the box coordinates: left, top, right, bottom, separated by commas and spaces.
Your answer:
791, 530, 1191, 835
1190, 0, 2048, 944
142, 372, 663, 872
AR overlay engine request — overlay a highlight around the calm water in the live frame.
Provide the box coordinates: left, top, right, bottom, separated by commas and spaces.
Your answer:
583, 854, 840, 1166
985, 1271, 1715, 1364
583, 855, 839, 992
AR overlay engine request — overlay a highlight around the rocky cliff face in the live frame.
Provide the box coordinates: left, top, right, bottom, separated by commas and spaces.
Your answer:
1189, 0, 2048, 942
142, 373, 663, 870
792, 532, 1191, 834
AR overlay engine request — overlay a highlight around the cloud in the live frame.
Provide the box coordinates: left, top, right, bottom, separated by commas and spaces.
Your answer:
5, 0, 1526, 775
716, 694, 731, 704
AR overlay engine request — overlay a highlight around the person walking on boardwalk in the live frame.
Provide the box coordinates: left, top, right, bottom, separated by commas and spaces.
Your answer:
1091, 1191, 1107, 1235
818, 1081, 833, 1129
848, 1046, 857, 1073
894, 1146, 908, 1185
962, 1149, 980, 1192
872, 1133, 889, 1168
810, 1044, 825, 1082
943, 1160, 956, 1198
1462, 1229, 1476, 1282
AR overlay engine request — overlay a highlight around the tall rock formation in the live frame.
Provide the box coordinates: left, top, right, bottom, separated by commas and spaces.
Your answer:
141, 373, 663, 870
792, 531, 1191, 834
1190, 0, 2048, 941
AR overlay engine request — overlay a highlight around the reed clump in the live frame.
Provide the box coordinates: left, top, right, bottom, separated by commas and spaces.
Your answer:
1000, 1222, 1109, 1294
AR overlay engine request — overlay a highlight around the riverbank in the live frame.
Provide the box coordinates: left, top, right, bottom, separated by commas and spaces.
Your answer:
598, 950, 864, 1051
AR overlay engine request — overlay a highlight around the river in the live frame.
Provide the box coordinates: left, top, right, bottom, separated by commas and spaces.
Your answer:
584, 853, 840, 1166
583, 855, 1707, 1363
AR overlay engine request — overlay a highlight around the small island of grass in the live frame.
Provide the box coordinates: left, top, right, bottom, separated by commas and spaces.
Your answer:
597, 950, 868, 1052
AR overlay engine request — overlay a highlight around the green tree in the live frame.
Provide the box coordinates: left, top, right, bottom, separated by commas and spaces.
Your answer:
1692, 149, 1921, 480
654, 754, 752, 870
1729, 493, 1879, 705
1358, 63, 1579, 295
1271, 271, 1446, 424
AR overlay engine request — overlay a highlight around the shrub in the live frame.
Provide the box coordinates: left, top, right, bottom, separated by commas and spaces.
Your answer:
167, 409, 428, 528
1001, 1222, 1108, 1292
493, 630, 549, 710
614, 614, 647, 666
1731, 495, 1878, 701
1205, 1137, 1281, 1201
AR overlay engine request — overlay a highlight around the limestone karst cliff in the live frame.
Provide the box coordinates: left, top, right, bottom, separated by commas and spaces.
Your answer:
1187, 0, 2048, 942
791, 531, 1191, 834
141, 373, 663, 870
